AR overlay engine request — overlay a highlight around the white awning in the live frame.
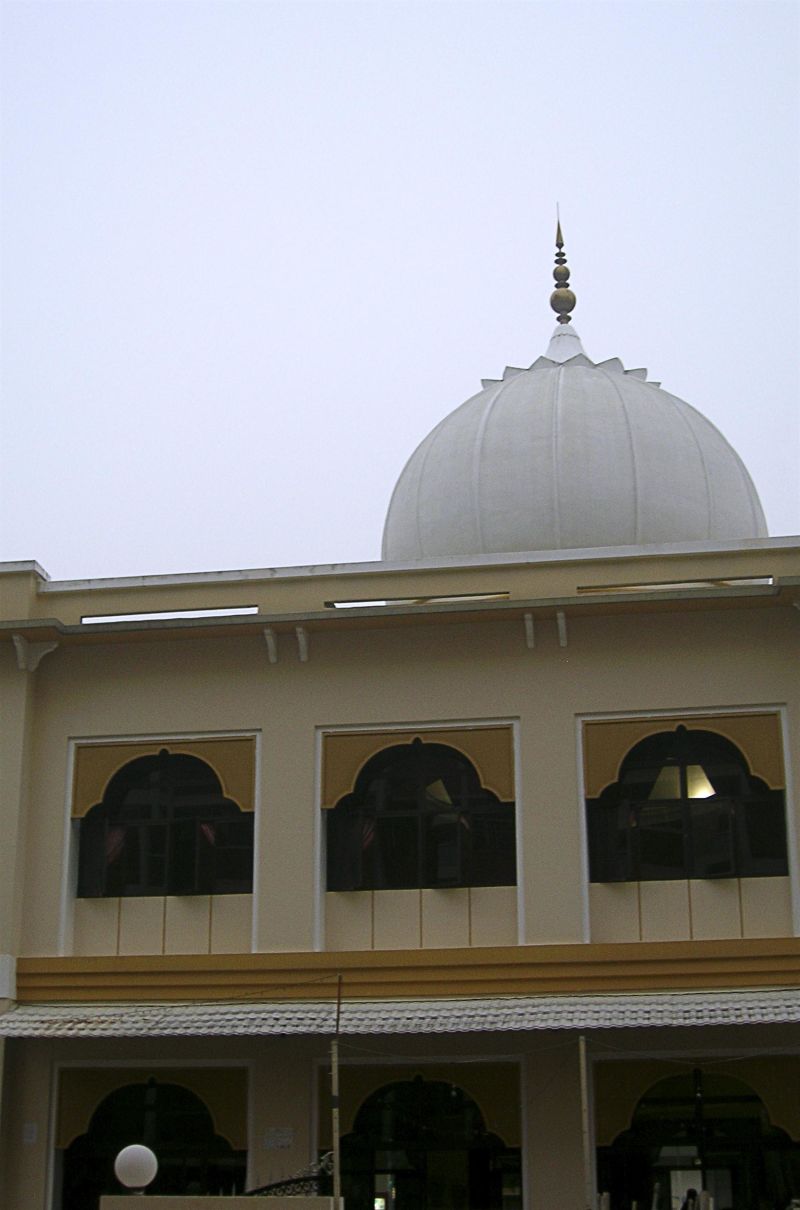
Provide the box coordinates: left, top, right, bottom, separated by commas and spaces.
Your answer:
2, 988, 800, 1037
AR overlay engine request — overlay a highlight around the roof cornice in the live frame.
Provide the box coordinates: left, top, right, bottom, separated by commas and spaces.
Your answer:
3, 536, 798, 596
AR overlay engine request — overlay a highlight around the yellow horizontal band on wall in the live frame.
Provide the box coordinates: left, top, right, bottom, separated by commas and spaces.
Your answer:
317, 1061, 521, 1148
71, 736, 257, 818
322, 726, 514, 808
593, 1055, 800, 1147
56, 1065, 248, 1150
17, 938, 800, 1003
583, 712, 784, 801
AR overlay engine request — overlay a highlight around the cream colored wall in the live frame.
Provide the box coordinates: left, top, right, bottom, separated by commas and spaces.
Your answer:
0, 643, 35, 1190
0, 1031, 534, 1210
0, 566, 42, 619
4, 1028, 800, 1210
19, 638, 271, 957
9, 540, 798, 625
0, 1034, 325, 1207
0, 646, 35, 959
317, 1060, 521, 1147
72, 895, 252, 956
590, 877, 794, 943
0, 1037, 55, 1208
0, 1038, 5, 1192
523, 1042, 587, 1208
325, 886, 518, 950
13, 599, 800, 960
594, 1053, 800, 1147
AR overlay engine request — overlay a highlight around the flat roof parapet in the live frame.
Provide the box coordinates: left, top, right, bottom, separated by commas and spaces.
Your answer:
1, 539, 798, 631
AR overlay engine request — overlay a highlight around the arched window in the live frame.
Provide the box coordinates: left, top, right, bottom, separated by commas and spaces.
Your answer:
340, 1076, 521, 1210
597, 1068, 800, 1210
326, 739, 516, 891
77, 749, 254, 897
61, 1077, 246, 1209
587, 726, 787, 882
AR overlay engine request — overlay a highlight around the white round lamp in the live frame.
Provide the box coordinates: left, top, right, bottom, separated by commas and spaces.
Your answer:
114, 1144, 158, 1195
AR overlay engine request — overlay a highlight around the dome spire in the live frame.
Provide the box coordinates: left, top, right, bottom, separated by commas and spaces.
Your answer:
550, 217, 576, 324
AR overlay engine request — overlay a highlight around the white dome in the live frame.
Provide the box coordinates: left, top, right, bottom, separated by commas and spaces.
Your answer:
382, 326, 767, 560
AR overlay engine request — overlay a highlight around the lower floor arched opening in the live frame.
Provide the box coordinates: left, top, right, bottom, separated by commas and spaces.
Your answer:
340, 1074, 521, 1210
60, 1076, 247, 1210
597, 1069, 800, 1210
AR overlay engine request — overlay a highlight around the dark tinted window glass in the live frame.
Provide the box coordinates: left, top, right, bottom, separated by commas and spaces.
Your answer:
636, 801, 686, 880
78, 750, 254, 898
327, 740, 516, 892
587, 726, 787, 883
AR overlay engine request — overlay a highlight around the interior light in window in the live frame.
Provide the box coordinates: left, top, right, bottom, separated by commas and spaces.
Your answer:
686, 765, 715, 799
587, 725, 788, 884
648, 762, 716, 800
649, 763, 681, 799
425, 779, 452, 804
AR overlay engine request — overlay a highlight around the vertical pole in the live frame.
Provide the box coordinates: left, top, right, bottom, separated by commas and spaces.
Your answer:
579, 1034, 593, 1210
693, 1068, 706, 1188
332, 975, 343, 1210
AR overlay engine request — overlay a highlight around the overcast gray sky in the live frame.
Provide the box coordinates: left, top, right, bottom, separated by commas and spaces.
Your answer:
2, 0, 798, 582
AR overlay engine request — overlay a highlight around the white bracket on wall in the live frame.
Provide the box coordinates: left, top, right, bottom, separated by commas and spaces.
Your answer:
263, 627, 279, 664
523, 612, 535, 649
295, 625, 309, 663
556, 610, 568, 648
12, 634, 59, 672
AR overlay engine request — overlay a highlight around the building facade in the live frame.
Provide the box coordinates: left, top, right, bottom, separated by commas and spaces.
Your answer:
1, 239, 798, 1209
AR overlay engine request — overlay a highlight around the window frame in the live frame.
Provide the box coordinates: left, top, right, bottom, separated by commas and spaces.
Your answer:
77, 748, 255, 899
325, 738, 517, 893
586, 724, 788, 884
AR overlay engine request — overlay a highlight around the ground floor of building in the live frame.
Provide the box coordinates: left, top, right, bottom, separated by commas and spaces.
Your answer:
0, 1022, 799, 1210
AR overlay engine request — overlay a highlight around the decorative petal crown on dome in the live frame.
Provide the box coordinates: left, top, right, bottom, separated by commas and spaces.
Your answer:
381, 224, 767, 561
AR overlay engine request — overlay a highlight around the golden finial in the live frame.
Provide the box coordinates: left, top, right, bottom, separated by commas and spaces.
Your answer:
550, 217, 576, 324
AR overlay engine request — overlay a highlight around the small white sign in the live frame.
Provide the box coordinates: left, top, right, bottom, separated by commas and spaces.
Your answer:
264, 1126, 294, 1150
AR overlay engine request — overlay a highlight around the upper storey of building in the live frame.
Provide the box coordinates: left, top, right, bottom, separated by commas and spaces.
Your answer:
1, 538, 798, 647
382, 226, 768, 561
0, 225, 795, 639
